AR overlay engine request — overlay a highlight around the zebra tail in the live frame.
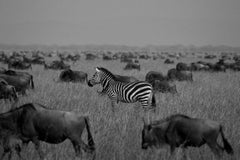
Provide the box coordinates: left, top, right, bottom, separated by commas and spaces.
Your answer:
151, 93, 156, 107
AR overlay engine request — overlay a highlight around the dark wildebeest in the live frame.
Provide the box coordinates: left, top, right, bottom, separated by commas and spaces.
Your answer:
124, 62, 141, 71
176, 62, 191, 71
0, 70, 34, 95
0, 78, 18, 103
145, 71, 166, 84
204, 55, 217, 59
167, 68, 193, 81
0, 67, 7, 73
0, 103, 95, 160
59, 69, 88, 83
164, 59, 174, 64
8, 61, 32, 70
29, 56, 45, 65
44, 60, 70, 70
151, 80, 177, 94
210, 64, 226, 72
114, 74, 138, 83
190, 62, 209, 71
85, 53, 97, 60
0, 131, 23, 160
141, 114, 234, 159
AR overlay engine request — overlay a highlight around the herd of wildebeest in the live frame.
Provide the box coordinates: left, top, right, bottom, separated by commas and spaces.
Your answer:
0, 49, 239, 159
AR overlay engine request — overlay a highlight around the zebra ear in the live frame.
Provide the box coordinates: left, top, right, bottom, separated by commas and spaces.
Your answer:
96, 67, 100, 72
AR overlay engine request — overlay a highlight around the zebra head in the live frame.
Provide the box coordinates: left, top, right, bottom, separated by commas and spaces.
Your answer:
88, 67, 102, 87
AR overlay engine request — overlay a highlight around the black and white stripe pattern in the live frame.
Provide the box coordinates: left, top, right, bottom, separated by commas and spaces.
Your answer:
88, 67, 156, 110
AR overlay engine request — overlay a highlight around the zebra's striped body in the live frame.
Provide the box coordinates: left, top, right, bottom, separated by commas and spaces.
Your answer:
88, 67, 156, 110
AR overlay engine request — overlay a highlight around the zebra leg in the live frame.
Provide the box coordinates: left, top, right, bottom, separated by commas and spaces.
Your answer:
110, 95, 118, 113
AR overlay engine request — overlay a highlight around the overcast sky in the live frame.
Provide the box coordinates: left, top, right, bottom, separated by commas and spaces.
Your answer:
0, 0, 239, 46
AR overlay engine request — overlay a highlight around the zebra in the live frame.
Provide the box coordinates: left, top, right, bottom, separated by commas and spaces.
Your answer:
88, 67, 156, 112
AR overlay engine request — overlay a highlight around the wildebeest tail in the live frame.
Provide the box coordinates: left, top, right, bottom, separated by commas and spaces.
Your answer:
30, 75, 34, 89
84, 117, 95, 150
220, 125, 233, 155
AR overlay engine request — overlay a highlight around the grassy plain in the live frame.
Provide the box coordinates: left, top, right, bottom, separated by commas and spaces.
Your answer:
0, 56, 239, 160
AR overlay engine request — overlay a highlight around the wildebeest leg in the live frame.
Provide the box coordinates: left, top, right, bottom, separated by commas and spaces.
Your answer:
71, 141, 82, 159
15, 144, 24, 160
21, 142, 29, 153
21, 89, 27, 96
0, 151, 7, 160
7, 150, 12, 160
32, 139, 45, 160
207, 142, 223, 159
182, 148, 191, 160
165, 124, 177, 158
168, 148, 176, 160
78, 139, 94, 154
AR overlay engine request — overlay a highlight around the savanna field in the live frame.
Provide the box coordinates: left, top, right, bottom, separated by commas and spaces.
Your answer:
0, 52, 239, 160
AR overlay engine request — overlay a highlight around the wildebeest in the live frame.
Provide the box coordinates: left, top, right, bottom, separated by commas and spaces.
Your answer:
176, 62, 191, 71
0, 70, 34, 95
102, 54, 113, 61
141, 114, 233, 159
209, 63, 226, 72
190, 62, 209, 71
167, 68, 193, 81
44, 60, 70, 70
0, 67, 7, 73
120, 55, 135, 63
28, 56, 45, 65
8, 60, 32, 70
114, 74, 138, 83
124, 62, 141, 71
85, 53, 98, 60
59, 69, 88, 83
0, 78, 18, 103
164, 59, 174, 64
204, 55, 217, 59
0, 103, 95, 160
0, 131, 23, 160
145, 71, 166, 84
151, 80, 177, 94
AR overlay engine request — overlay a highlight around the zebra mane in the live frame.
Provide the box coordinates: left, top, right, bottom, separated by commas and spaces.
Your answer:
97, 67, 117, 80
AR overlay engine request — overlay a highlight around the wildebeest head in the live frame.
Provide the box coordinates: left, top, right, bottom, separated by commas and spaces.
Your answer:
142, 124, 154, 149
141, 120, 167, 150
0, 79, 18, 102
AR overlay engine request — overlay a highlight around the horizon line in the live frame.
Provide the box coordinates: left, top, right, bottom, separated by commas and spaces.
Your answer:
0, 43, 239, 48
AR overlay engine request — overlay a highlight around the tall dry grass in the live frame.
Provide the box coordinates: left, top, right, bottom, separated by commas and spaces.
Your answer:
0, 58, 239, 160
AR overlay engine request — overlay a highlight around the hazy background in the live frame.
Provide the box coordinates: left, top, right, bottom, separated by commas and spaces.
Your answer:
0, 0, 239, 47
